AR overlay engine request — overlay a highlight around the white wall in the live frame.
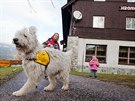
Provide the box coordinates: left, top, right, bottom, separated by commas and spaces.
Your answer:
78, 38, 135, 69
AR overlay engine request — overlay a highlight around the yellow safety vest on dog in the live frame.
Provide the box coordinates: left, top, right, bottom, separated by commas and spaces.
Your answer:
34, 50, 50, 66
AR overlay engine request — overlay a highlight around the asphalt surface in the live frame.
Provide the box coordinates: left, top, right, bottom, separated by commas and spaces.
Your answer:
0, 71, 135, 101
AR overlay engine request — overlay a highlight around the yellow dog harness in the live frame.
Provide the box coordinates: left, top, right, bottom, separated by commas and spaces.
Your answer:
34, 50, 50, 66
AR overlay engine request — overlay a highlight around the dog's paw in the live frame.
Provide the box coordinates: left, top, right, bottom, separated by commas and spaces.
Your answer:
44, 86, 54, 92
12, 91, 24, 96
62, 85, 69, 91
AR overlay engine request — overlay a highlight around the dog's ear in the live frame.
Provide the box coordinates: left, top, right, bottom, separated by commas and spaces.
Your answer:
29, 26, 37, 35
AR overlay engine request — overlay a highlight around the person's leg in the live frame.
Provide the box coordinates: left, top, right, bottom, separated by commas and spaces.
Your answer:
90, 70, 93, 77
93, 70, 97, 78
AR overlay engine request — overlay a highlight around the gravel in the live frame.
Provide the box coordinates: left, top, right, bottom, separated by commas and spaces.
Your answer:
0, 71, 135, 101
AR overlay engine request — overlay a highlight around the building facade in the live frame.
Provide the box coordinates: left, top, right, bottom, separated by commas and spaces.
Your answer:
61, 0, 135, 75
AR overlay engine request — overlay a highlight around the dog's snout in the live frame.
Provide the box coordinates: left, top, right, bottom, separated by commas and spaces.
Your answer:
13, 38, 18, 42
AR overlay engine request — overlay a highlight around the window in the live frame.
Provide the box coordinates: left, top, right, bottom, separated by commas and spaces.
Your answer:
119, 46, 135, 65
94, 0, 106, 1
85, 44, 107, 63
126, 18, 135, 30
127, 0, 135, 2
93, 16, 105, 28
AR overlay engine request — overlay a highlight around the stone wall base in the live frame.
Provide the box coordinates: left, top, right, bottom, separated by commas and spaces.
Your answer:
77, 66, 135, 75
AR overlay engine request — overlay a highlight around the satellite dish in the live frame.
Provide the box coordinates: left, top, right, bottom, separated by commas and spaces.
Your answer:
73, 10, 82, 20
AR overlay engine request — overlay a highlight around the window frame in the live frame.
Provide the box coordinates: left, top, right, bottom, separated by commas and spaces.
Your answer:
85, 44, 107, 63
93, 16, 105, 29
126, 17, 135, 30
127, 0, 135, 2
119, 46, 135, 65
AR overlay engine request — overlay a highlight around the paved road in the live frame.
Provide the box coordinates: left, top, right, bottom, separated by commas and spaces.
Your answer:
0, 71, 135, 101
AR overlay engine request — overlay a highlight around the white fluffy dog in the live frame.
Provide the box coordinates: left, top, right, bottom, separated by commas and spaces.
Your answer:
12, 26, 72, 96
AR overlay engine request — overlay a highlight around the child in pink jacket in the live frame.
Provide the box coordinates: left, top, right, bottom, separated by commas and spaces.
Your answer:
89, 56, 100, 78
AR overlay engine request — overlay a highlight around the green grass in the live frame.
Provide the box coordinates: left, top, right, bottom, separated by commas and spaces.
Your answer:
0, 66, 23, 85
70, 71, 135, 89
70, 71, 90, 77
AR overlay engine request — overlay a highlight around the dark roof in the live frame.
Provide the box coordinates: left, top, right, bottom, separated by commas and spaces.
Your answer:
68, 0, 72, 2
62, 0, 76, 9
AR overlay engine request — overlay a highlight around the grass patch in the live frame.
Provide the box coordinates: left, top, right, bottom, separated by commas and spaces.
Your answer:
70, 71, 90, 77
70, 71, 135, 89
0, 66, 23, 85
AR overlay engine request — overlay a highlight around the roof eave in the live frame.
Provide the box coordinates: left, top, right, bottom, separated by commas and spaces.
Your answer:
62, 0, 76, 10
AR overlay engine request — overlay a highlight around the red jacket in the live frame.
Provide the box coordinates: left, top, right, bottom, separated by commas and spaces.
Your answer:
45, 36, 60, 50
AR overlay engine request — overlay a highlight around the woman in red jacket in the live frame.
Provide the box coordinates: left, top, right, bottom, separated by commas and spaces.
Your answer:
43, 33, 60, 50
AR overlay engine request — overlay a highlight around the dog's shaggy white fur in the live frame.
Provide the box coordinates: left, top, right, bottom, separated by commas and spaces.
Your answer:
12, 26, 72, 96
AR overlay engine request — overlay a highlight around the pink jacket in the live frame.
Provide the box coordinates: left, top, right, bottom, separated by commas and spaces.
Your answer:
89, 60, 100, 70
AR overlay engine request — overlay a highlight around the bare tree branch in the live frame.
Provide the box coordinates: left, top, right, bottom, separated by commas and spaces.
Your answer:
50, 0, 55, 8
27, 0, 36, 13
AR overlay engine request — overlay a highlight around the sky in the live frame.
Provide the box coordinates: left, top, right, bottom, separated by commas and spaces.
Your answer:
0, 0, 66, 45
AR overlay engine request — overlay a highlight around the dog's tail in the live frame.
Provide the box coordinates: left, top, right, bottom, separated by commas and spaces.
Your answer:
66, 49, 73, 59
65, 49, 73, 70
66, 46, 78, 70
